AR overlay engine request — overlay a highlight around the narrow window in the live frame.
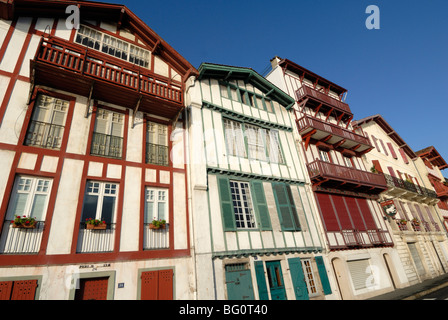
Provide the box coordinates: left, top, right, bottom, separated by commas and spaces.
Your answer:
223, 119, 246, 158
146, 121, 169, 166
144, 187, 168, 224
25, 95, 68, 150
81, 181, 118, 226
301, 259, 318, 296
229, 180, 257, 229
91, 108, 124, 159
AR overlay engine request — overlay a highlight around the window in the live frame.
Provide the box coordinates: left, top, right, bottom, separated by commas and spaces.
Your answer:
220, 83, 275, 112
6, 176, 52, 223
146, 121, 169, 166
91, 108, 124, 159
144, 187, 168, 224
81, 181, 118, 226
301, 259, 318, 297
223, 119, 284, 164
76, 25, 150, 68
319, 150, 331, 163
343, 156, 353, 168
230, 181, 257, 229
25, 94, 69, 150
223, 119, 246, 158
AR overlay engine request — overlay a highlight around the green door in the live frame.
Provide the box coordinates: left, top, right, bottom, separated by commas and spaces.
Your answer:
265, 261, 287, 300
225, 264, 255, 300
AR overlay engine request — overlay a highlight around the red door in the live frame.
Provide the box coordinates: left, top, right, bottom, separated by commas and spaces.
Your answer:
141, 269, 173, 300
75, 277, 109, 300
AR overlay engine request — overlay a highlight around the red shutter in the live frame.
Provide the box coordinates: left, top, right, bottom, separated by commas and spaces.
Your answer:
316, 193, 339, 231
387, 143, 398, 159
10, 280, 38, 301
399, 148, 409, 164
0, 281, 13, 300
371, 135, 380, 150
344, 197, 366, 231
158, 269, 174, 300
379, 139, 388, 156
387, 167, 397, 178
356, 198, 377, 229
141, 271, 159, 300
141, 270, 173, 300
372, 160, 383, 173
75, 278, 108, 300
331, 195, 353, 230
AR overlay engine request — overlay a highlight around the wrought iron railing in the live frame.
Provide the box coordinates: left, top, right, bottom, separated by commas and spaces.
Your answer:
25, 120, 65, 150
383, 174, 437, 199
0, 221, 45, 254
90, 132, 123, 159
143, 223, 169, 250
146, 143, 169, 166
76, 223, 116, 253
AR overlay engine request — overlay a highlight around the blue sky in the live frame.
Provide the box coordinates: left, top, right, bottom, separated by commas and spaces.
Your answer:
105, 0, 447, 172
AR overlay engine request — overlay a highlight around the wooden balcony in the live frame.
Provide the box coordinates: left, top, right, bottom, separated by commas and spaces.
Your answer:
30, 36, 184, 119
297, 114, 373, 155
296, 85, 352, 120
308, 160, 387, 194
432, 180, 448, 199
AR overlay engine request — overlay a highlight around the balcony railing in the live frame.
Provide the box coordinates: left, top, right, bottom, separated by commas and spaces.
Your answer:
327, 229, 392, 249
383, 174, 437, 200
76, 223, 116, 253
0, 221, 45, 254
297, 115, 372, 154
308, 160, 387, 192
146, 143, 169, 166
143, 223, 169, 250
296, 85, 351, 115
432, 180, 448, 198
90, 132, 123, 159
25, 121, 65, 150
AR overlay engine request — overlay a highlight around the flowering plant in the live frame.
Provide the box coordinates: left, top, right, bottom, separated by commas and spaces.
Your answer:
11, 215, 36, 228
86, 218, 106, 226
150, 218, 166, 229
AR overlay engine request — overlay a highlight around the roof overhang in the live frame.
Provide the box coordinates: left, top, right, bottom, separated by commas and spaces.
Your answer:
416, 146, 448, 170
198, 62, 296, 110
352, 114, 417, 160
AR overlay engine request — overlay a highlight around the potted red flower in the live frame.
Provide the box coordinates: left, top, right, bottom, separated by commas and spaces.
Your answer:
149, 218, 166, 230
11, 215, 37, 229
86, 218, 107, 230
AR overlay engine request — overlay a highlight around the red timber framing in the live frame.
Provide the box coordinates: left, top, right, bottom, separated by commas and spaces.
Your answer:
0, 0, 197, 267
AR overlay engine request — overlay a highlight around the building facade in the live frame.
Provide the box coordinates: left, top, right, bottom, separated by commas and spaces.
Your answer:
266, 57, 405, 300
186, 63, 333, 300
0, 0, 198, 300
354, 115, 448, 287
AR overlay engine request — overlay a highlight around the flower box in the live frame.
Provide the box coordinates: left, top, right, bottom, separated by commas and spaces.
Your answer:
149, 223, 166, 230
12, 223, 36, 229
86, 223, 107, 230
11, 216, 37, 229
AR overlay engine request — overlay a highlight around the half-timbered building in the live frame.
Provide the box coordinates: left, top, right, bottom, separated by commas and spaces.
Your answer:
0, 0, 197, 300
267, 57, 402, 300
186, 62, 333, 300
354, 115, 448, 288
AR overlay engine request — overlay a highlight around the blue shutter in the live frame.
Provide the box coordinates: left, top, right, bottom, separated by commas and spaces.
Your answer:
315, 256, 332, 295
288, 257, 309, 300
250, 181, 272, 231
217, 176, 236, 231
254, 261, 269, 300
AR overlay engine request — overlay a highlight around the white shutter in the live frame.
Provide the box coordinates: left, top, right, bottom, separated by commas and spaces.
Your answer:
408, 243, 426, 276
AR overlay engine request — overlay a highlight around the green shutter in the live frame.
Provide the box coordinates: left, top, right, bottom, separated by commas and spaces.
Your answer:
272, 183, 300, 231
250, 181, 272, 231
254, 261, 269, 300
315, 256, 332, 295
288, 257, 309, 300
217, 176, 236, 231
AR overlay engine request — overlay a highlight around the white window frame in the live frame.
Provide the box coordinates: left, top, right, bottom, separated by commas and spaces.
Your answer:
75, 25, 151, 68
6, 176, 52, 222
301, 259, 319, 297
144, 187, 169, 224
81, 181, 119, 224
223, 119, 247, 158
319, 150, 331, 163
146, 121, 169, 166
229, 180, 257, 229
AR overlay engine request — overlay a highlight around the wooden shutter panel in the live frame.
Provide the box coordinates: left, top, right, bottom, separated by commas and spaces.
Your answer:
285, 185, 301, 231
288, 257, 309, 300
345, 197, 366, 231
11, 280, 38, 300
158, 270, 174, 300
272, 183, 295, 231
356, 198, 377, 230
387, 143, 398, 159
331, 195, 352, 230
315, 256, 332, 295
316, 193, 339, 231
217, 176, 236, 231
371, 135, 380, 150
399, 148, 409, 164
387, 167, 397, 178
141, 271, 159, 300
0, 281, 13, 300
379, 139, 388, 156
254, 261, 269, 300
250, 181, 272, 231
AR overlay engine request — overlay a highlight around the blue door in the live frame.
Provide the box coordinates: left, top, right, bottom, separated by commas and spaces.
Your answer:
225, 264, 255, 300
265, 261, 287, 300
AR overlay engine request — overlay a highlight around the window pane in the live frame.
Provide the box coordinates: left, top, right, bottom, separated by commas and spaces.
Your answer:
81, 194, 98, 221
144, 202, 154, 223
30, 194, 47, 221
101, 196, 116, 224
7, 193, 28, 220
158, 202, 166, 221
